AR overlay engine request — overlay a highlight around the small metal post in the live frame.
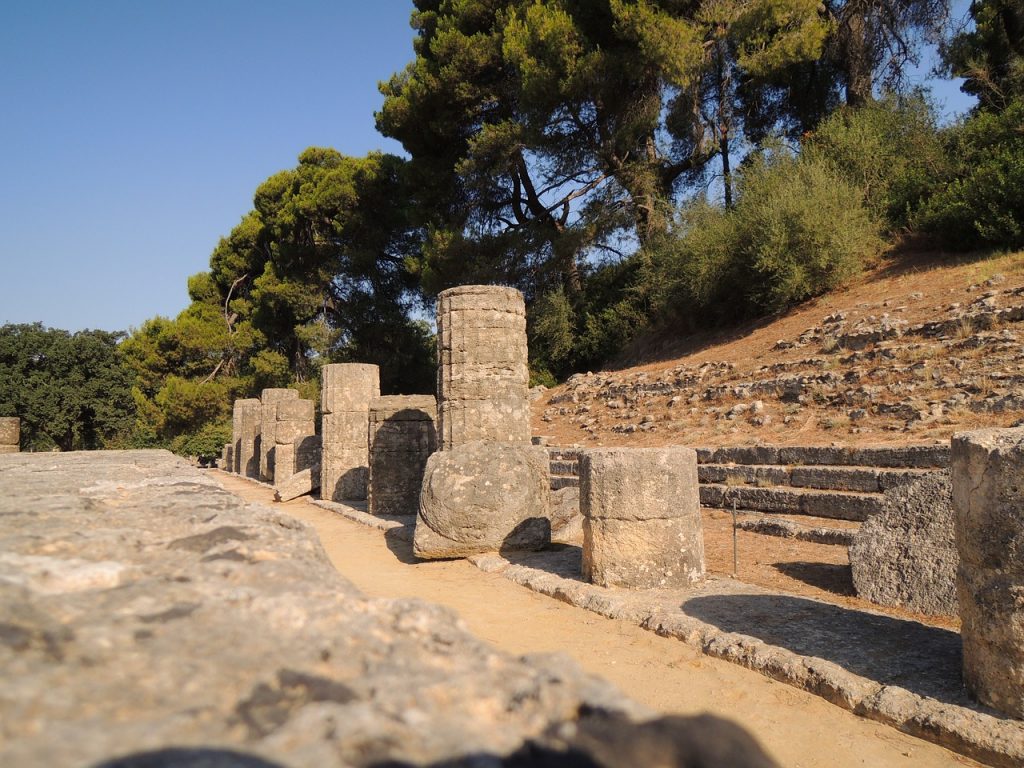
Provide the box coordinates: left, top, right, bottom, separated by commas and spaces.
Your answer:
731, 498, 738, 578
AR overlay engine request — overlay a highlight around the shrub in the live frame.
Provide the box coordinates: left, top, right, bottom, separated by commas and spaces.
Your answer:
659, 150, 880, 320
807, 94, 947, 231
913, 101, 1024, 250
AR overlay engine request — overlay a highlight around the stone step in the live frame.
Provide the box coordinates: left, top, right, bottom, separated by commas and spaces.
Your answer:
695, 444, 949, 469
551, 475, 580, 491
699, 483, 884, 522
724, 510, 856, 546
697, 463, 934, 493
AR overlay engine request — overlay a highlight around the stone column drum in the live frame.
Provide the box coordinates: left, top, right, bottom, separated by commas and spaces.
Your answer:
235, 398, 262, 479
436, 285, 530, 450
0, 417, 20, 454
259, 388, 299, 481
952, 427, 1024, 718
222, 443, 233, 471
321, 363, 380, 501
231, 400, 249, 473
274, 399, 316, 482
368, 395, 437, 517
581, 447, 705, 590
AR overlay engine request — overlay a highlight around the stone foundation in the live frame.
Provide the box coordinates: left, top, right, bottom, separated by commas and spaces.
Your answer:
368, 395, 436, 517
320, 364, 379, 501
0, 417, 19, 454
581, 447, 705, 589
436, 285, 530, 449
259, 388, 299, 481
952, 427, 1024, 718
234, 399, 261, 478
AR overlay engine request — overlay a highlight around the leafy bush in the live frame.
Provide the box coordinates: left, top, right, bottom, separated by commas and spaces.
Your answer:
913, 101, 1024, 250
171, 421, 232, 461
659, 150, 880, 319
807, 95, 947, 230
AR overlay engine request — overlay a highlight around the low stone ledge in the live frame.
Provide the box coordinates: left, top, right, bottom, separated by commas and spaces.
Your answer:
467, 548, 1024, 768
0, 450, 675, 767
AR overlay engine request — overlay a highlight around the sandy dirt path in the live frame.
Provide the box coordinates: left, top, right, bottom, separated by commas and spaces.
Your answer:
215, 471, 980, 768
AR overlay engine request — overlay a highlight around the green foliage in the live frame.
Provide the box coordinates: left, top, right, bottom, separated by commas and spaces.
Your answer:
913, 100, 1024, 249
0, 323, 135, 451
171, 420, 231, 461
943, 0, 1024, 111
656, 150, 879, 320
378, 0, 830, 299
807, 95, 948, 229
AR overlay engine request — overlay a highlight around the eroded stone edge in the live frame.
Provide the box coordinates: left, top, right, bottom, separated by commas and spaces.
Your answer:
464, 552, 1024, 768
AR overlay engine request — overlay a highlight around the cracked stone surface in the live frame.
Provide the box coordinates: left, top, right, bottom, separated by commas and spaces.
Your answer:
0, 449, 697, 768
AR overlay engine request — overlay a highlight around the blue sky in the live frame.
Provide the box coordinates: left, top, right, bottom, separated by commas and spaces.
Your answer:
0, 1, 975, 334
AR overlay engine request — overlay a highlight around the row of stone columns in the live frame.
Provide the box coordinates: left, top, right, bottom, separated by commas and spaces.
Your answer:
219, 289, 1024, 723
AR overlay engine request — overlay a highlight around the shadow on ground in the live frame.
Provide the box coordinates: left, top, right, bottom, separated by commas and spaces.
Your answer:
683, 593, 966, 704
771, 561, 855, 596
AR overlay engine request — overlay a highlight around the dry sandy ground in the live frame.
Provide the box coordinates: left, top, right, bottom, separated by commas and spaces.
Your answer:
215, 471, 980, 768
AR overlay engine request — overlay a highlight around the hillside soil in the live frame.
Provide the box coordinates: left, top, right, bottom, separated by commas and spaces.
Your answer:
216, 471, 979, 768
533, 249, 1024, 448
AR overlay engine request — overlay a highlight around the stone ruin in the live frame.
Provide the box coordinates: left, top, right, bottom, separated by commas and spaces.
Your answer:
436, 284, 531, 448
232, 397, 261, 477
581, 447, 705, 589
849, 471, 958, 617
368, 395, 436, 517
0, 417, 20, 454
952, 427, 1024, 719
259, 387, 299, 481
414, 285, 555, 560
321, 363, 379, 502
0, 449, 780, 768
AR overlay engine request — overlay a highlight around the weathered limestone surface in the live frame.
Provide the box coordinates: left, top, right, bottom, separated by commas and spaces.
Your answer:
437, 285, 530, 449
259, 388, 299, 481
275, 434, 321, 487
850, 471, 958, 616
321, 363, 379, 501
952, 428, 1024, 718
0, 449, 723, 768
274, 463, 322, 502
0, 417, 19, 453
235, 398, 262, 478
581, 447, 705, 589
414, 441, 551, 560
369, 395, 436, 517
221, 442, 232, 470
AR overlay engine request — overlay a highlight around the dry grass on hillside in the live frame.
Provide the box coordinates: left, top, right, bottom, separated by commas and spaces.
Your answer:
533, 248, 1024, 448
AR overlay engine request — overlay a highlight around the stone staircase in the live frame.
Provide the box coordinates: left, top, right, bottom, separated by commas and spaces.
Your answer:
547, 444, 949, 544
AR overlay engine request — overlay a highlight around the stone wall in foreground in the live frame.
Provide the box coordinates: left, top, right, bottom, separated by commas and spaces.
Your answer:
0, 450, 784, 768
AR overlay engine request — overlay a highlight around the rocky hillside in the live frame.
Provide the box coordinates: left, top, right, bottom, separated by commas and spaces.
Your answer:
533, 250, 1024, 448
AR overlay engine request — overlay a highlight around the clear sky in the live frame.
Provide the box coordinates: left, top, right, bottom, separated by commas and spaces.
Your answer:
0, 1, 975, 334
0, 1, 415, 333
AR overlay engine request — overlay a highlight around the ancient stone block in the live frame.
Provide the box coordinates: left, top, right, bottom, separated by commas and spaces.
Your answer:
275, 435, 321, 484
236, 399, 262, 479
276, 416, 316, 446
436, 285, 530, 450
274, 463, 321, 502
581, 447, 705, 589
0, 417, 20, 449
952, 428, 1024, 718
321, 363, 380, 414
319, 364, 379, 501
850, 471, 957, 617
276, 398, 315, 422
259, 388, 298, 481
368, 395, 436, 517
222, 443, 232, 470
414, 441, 551, 559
